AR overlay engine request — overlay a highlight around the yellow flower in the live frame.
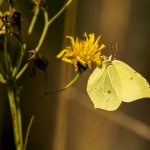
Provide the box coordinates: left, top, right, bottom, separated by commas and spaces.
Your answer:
56, 32, 105, 71
0, 11, 5, 34
0, 11, 9, 34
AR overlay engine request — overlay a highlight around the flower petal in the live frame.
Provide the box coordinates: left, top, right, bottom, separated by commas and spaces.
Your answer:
76, 56, 86, 67
89, 33, 94, 43
62, 56, 72, 64
83, 32, 88, 41
66, 36, 76, 48
94, 35, 101, 45
56, 50, 68, 58
98, 44, 106, 50
56, 32, 105, 71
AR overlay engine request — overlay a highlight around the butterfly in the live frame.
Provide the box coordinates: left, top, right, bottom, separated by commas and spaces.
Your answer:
87, 54, 150, 111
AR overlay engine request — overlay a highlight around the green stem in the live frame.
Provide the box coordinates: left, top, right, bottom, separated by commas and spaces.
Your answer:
23, 70, 82, 150
0, 59, 6, 83
4, 33, 9, 77
23, 9, 40, 50
23, 93, 47, 150
9, 1, 14, 14
12, 10, 40, 78
4, 33, 13, 76
16, 0, 73, 79
35, 10, 49, 52
47, 0, 73, 26
0, 73, 6, 83
47, 70, 82, 95
6, 84, 22, 150
15, 63, 29, 80
12, 44, 24, 77
15, 11, 48, 80
15, 83, 23, 148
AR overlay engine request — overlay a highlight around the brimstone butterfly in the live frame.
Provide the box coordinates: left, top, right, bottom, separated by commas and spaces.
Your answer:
87, 56, 150, 111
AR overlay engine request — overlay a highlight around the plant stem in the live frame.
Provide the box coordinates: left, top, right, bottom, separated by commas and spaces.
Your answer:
4, 33, 9, 77
0, 60, 6, 83
47, 0, 72, 26
15, 63, 29, 80
23, 70, 48, 150
23, 92, 47, 150
16, 0, 73, 79
23, 70, 83, 150
12, 9, 40, 78
12, 44, 24, 77
9, 0, 14, 14
23, 9, 40, 50
15, 83, 23, 148
6, 84, 22, 150
47, 70, 82, 95
35, 10, 49, 52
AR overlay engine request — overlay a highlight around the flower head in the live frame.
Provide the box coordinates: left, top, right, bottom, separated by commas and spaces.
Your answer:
0, 10, 21, 35
56, 32, 105, 71
0, 11, 9, 34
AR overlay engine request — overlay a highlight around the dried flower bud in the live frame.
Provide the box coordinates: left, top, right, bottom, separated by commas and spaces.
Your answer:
10, 12, 21, 34
0, 11, 21, 35
31, 0, 47, 12
28, 50, 49, 77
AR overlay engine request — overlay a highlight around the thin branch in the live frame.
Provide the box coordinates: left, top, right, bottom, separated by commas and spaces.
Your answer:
16, 0, 73, 79
4, 33, 9, 76
23, 70, 83, 150
12, 9, 40, 78
6, 84, 22, 150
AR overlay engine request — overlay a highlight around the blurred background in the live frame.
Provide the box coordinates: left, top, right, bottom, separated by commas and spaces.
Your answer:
0, 0, 150, 150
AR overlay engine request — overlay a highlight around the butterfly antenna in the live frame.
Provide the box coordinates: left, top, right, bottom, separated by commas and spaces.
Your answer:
104, 47, 112, 56
112, 43, 117, 60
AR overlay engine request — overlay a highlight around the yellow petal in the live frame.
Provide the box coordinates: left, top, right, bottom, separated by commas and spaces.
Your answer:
56, 50, 68, 58
94, 35, 101, 45
4, 11, 10, 15
73, 60, 78, 71
62, 56, 72, 64
76, 56, 86, 67
98, 44, 106, 50
83, 32, 88, 41
66, 36, 76, 48
75, 37, 80, 52
57, 32, 105, 71
87, 61, 91, 69
89, 33, 94, 43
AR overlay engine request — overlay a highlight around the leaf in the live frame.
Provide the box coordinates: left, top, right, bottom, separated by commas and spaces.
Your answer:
87, 59, 150, 111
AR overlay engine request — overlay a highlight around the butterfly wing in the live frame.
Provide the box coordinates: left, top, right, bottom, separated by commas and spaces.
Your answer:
112, 60, 150, 102
87, 64, 122, 111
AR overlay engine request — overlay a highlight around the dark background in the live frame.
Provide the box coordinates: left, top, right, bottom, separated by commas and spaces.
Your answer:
0, 0, 150, 150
